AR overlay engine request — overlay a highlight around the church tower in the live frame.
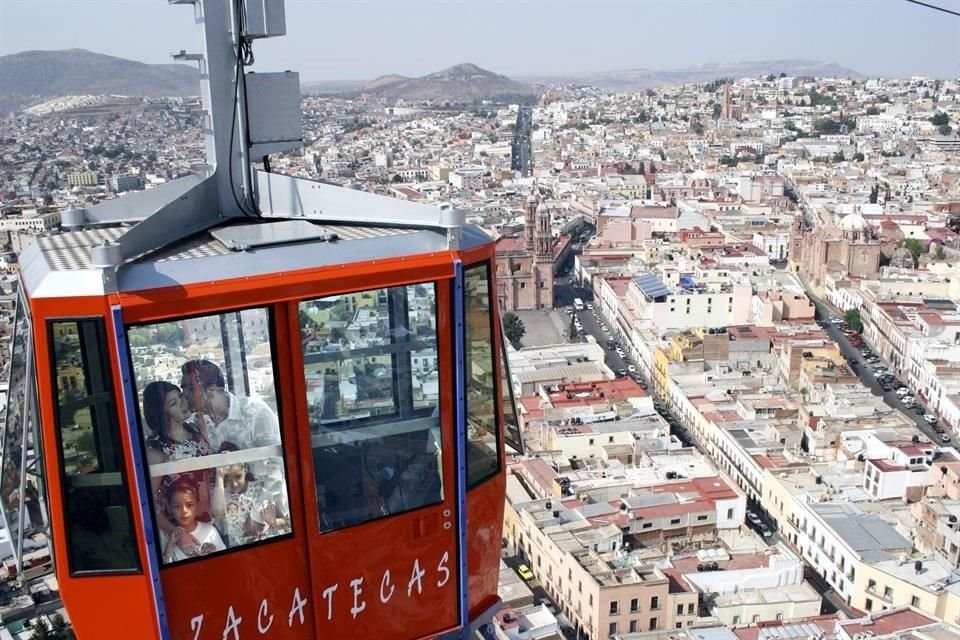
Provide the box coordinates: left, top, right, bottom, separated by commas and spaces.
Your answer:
524, 194, 537, 253
535, 203, 552, 259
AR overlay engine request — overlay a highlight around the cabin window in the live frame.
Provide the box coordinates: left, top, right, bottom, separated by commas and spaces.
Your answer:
464, 264, 501, 487
299, 283, 443, 532
127, 308, 291, 565
50, 319, 139, 574
500, 333, 523, 454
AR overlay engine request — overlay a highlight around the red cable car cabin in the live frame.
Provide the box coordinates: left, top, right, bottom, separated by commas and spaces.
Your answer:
7, 197, 519, 639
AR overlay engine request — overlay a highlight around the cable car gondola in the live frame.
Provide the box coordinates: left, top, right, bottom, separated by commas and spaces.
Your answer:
2, 1, 521, 638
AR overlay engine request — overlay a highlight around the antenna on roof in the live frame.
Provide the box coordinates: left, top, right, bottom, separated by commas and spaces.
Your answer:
57, 0, 465, 280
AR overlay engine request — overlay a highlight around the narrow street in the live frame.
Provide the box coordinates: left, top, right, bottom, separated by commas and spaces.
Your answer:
806, 291, 952, 447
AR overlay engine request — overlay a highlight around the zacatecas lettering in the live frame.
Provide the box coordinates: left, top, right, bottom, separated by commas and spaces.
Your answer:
188, 554, 451, 638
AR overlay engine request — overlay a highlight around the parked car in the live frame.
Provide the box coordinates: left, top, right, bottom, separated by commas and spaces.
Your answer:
897, 387, 910, 397
940, 433, 952, 444
915, 406, 926, 415
517, 565, 534, 581
627, 365, 637, 373
758, 523, 773, 538
925, 415, 938, 425
747, 512, 762, 526
586, 303, 594, 310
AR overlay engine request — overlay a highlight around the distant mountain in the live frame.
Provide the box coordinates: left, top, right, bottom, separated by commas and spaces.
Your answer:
349, 63, 539, 102
521, 59, 864, 90
300, 79, 366, 94
0, 49, 199, 99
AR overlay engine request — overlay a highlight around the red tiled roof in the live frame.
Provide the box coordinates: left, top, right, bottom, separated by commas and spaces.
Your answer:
840, 609, 937, 637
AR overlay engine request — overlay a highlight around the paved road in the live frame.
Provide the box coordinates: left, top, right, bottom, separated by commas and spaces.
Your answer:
806, 292, 951, 446
502, 555, 576, 639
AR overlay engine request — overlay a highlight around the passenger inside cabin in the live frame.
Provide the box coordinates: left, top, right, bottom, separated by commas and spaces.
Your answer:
160, 480, 224, 564
142, 381, 213, 534
180, 359, 281, 452
211, 451, 290, 548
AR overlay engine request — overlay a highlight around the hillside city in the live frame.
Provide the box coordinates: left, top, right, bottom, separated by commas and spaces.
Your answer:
1, 70, 960, 640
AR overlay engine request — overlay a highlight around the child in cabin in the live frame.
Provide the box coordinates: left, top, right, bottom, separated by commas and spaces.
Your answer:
160, 481, 225, 564
211, 453, 290, 548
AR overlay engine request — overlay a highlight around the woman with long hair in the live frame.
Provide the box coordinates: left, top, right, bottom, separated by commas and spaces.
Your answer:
142, 380, 213, 539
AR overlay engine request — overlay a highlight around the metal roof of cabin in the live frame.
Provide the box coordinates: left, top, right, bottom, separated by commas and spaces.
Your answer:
20, 220, 492, 299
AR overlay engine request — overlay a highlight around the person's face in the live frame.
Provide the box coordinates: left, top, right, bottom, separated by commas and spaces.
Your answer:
164, 390, 188, 426
171, 489, 198, 528
180, 375, 203, 413
204, 386, 230, 423
222, 464, 248, 493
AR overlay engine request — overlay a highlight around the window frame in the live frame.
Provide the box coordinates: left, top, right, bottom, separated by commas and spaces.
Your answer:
124, 304, 295, 568
463, 262, 503, 489
299, 283, 440, 430
48, 317, 142, 577
298, 281, 446, 534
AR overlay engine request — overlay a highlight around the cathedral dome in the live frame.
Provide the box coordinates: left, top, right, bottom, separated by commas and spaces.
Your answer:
839, 213, 867, 232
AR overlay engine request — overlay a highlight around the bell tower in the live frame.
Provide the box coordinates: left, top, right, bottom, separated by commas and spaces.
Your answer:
524, 193, 537, 253
535, 203, 552, 259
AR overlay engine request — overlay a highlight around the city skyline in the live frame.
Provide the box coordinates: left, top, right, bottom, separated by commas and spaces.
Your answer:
0, 0, 958, 82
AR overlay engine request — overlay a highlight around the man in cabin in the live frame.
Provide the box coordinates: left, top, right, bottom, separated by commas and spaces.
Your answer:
180, 359, 281, 453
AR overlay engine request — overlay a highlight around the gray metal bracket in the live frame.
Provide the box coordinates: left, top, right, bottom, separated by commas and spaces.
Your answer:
256, 170, 465, 247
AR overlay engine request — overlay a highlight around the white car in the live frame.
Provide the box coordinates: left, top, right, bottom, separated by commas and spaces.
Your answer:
586, 303, 594, 310
616, 349, 626, 358
925, 415, 938, 425
627, 365, 637, 373
896, 387, 910, 397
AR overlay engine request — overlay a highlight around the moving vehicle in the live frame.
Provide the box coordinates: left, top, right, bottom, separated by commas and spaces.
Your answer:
517, 565, 534, 581
573, 298, 584, 311
2, 5, 515, 638
941, 434, 952, 443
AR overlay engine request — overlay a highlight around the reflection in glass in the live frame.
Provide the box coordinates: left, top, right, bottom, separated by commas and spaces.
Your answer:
52, 320, 139, 573
300, 284, 443, 532
127, 308, 291, 566
500, 333, 524, 454
464, 265, 500, 486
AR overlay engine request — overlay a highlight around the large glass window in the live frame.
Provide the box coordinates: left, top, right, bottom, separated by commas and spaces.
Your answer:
127, 308, 291, 566
300, 283, 443, 532
464, 265, 500, 486
50, 319, 139, 574
499, 333, 523, 454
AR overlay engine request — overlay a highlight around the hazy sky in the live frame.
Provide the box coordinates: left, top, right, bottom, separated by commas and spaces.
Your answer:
1, 0, 958, 81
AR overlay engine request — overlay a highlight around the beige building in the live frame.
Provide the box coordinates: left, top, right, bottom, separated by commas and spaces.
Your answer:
793, 213, 882, 293
496, 195, 555, 311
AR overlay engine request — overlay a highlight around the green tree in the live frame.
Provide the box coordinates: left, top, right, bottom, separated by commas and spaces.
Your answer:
931, 112, 949, 126
936, 245, 946, 260
902, 238, 924, 261
502, 312, 525, 344
637, 161, 645, 175
832, 150, 845, 163
852, 152, 865, 162
865, 106, 880, 115
692, 122, 705, 135
844, 309, 863, 334
939, 124, 953, 136
30, 621, 52, 640
869, 184, 879, 204
49, 614, 75, 640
